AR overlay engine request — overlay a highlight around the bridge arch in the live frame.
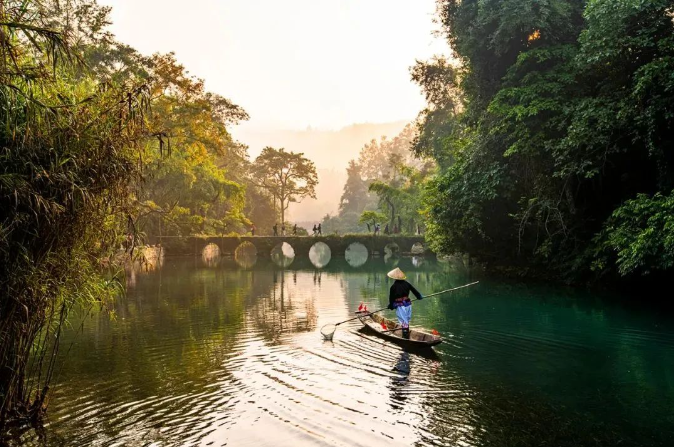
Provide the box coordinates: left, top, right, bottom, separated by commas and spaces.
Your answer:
234, 241, 258, 268
410, 242, 425, 255
309, 241, 331, 268
271, 242, 295, 267
201, 242, 221, 266
383, 242, 400, 257
151, 235, 432, 259
345, 242, 368, 267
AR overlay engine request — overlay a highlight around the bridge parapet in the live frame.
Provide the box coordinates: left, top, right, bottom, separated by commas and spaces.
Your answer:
148, 235, 431, 258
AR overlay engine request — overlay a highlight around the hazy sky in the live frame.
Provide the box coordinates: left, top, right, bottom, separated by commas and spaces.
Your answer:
99, 0, 448, 135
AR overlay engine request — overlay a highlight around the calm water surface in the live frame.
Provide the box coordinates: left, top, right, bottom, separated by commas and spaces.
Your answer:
20, 253, 674, 446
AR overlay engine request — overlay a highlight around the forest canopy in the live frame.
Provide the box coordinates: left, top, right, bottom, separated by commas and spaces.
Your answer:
414, 0, 674, 281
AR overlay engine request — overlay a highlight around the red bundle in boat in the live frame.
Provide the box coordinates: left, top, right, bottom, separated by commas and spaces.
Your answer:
381, 322, 387, 330
358, 303, 363, 311
432, 329, 439, 335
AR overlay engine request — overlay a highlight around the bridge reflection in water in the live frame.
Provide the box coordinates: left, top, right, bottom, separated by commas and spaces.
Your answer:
188, 236, 432, 271
150, 235, 431, 270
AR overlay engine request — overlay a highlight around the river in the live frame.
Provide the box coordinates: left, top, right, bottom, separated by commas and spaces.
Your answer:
17, 249, 674, 446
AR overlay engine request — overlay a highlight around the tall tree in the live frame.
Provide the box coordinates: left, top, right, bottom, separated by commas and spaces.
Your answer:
358, 123, 417, 181
252, 147, 318, 225
339, 160, 370, 215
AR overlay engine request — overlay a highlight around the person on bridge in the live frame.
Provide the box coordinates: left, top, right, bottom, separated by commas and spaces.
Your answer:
251, 224, 256, 236
312, 224, 317, 236
273, 223, 278, 237
293, 224, 297, 235
386, 268, 423, 339
317, 223, 322, 236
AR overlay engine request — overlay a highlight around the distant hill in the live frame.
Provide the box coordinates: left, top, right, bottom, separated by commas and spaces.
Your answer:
232, 120, 409, 170
232, 121, 409, 221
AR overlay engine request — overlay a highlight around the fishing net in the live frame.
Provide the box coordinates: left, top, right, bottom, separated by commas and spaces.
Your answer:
320, 324, 336, 341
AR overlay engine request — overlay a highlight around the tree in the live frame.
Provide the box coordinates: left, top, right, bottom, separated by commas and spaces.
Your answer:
359, 211, 387, 233
417, 0, 674, 282
0, 0, 254, 427
358, 123, 417, 181
244, 185, 277, 235
328, 124, 428, 235
369, 159, 434, 233
339, 160, 370, 215
252, 147, 318, 225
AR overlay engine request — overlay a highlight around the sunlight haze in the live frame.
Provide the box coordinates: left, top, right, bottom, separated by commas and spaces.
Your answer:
99, 0, 447, 138
99, 0, 448, 221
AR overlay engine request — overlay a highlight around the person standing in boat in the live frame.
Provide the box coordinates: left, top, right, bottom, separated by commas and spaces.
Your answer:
386, 268, 423, 339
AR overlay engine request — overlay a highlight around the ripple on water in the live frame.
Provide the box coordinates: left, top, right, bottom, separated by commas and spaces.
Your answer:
17, 260, 674, 447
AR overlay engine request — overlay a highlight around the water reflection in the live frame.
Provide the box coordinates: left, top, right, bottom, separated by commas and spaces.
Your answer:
271, 242, 295, 268
22, 257, 674, 447
412, 256, 425, 268
248, 270, 317, 343
384, 252, 399, 265
235, 241, 258, 268
202, 242, 221, 267
124, 245, 164, 288
389, 351, 411, 410
308, 241, 331, 268
384, 242, 400, 265
411, 242, 425, 255
345, 242, 368, 267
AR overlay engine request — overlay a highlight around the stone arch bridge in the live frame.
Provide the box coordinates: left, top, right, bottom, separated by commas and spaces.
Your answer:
148, 235, 431, 258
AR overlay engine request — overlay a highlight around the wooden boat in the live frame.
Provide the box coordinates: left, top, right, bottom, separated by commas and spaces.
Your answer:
355, 311, 442, 349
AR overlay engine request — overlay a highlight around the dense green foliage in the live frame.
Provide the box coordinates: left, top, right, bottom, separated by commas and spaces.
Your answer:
324, 124, 433, 234
137, 54, 252, 237
417, 0, 674, 281
594, 191, 674, 277
60, 9, 279, 238
81, 42, 275, 238
0, 0, 286, 426
0, 0, 150, 425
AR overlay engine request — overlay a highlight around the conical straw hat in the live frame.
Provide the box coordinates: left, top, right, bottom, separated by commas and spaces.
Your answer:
387, 267, 406, 280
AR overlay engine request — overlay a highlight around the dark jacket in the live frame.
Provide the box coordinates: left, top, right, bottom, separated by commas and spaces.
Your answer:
388, 280, 422, 309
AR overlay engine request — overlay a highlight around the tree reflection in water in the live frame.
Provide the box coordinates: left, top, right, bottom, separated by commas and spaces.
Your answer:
247, 270, 317, 343
234, 241, 258, 268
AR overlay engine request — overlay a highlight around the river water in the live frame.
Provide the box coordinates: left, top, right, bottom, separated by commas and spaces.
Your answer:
19, 251, 674, 446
